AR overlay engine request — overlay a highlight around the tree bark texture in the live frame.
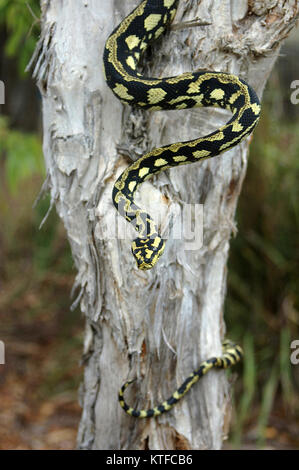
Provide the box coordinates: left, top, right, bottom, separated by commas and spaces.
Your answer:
30, 0, 298, 450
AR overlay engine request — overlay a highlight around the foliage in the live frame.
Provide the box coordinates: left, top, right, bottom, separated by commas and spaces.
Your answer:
0, 176, 82, 450
0, 116, 44, 193
0, 0, 40, 76
226, 84, 299, 447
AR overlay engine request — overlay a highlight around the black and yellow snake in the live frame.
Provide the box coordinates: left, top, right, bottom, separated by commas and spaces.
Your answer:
103, 0, 260, 418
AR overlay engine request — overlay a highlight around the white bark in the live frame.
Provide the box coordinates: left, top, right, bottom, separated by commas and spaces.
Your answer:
30, 0, 298, 450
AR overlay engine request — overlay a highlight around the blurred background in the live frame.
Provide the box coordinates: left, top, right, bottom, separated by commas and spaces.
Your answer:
0, 0, 298, 450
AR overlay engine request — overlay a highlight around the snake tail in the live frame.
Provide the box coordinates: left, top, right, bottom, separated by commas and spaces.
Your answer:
118, 340, 243, 418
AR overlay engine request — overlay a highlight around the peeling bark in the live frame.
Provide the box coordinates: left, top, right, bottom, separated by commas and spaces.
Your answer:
30, 0, 298, 450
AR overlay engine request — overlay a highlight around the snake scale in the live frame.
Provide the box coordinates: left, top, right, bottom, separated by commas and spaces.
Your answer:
103, 0, 260, 418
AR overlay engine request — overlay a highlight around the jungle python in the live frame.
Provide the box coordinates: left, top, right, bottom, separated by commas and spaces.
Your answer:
103, 0, 260, 418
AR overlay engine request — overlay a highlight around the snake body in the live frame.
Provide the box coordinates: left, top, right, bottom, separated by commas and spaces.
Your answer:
103, 0, 260, 418
119, 340, 243, 418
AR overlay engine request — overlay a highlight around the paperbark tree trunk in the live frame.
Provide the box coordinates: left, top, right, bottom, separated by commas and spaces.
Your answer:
29, 0, 298, 450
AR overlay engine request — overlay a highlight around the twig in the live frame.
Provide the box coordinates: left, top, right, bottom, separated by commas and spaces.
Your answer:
26, 2, 40, 39
171, 18, 211, 31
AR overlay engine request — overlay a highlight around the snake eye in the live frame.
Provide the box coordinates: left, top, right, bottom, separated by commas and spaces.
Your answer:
131, 236, 165, 270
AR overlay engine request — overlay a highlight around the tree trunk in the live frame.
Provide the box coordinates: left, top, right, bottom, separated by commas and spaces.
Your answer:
30, 0, 298, 450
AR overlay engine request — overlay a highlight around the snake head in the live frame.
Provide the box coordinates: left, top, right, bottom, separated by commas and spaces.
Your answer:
131, 236, 165, 270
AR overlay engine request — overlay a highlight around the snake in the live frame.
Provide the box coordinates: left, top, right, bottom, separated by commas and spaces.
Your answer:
103, 0, 260, 418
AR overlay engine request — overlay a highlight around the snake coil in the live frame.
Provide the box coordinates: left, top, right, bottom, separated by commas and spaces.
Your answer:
103, 0, 260, 418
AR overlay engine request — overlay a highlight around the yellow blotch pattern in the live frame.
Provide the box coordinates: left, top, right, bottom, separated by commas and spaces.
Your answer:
154, 27, 164, 39
210, 88, 225, 100
138, 167, 150, 178
125, 35, 141, 50
154, 158, 168, 166
128, 181, 137, 192
193, 150, 211, 158
144, 14, 162, 31
126, 56, 136, 69
164, 0, 175, 7
209, 131, 224, 141
187, 81, 201, 94
251, 103, 261, 115
113, 83, 134, 100
232, 122, 244, 132
173, 155, 187, 162
147, 88, 167, 104
176, 103, 188, 109
229, 92, 240, 104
